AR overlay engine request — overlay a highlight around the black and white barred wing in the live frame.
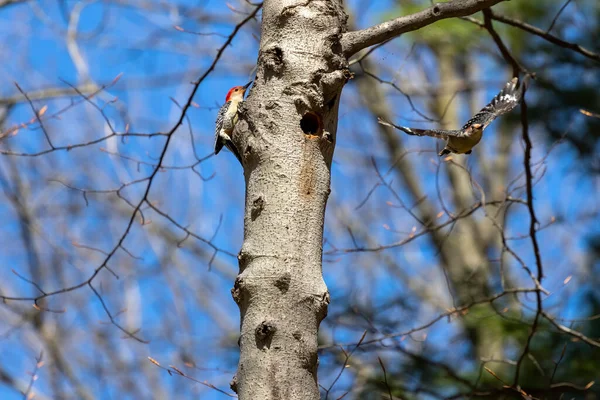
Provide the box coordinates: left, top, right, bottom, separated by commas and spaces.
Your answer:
378, 118, 464, 139
462, 77, 525, 130
214, 100, 232, 153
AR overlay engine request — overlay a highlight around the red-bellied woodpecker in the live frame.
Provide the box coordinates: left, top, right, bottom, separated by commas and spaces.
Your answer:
214, 81, 252, 164
379, 76, 530, 156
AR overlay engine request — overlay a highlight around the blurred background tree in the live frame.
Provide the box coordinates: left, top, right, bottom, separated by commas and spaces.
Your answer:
0, 0, 598, 399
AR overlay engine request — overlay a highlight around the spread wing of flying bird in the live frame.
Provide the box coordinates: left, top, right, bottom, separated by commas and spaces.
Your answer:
379, 76, 529, 156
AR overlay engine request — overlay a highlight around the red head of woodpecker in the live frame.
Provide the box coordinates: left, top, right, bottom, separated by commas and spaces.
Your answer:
225, 82, 251, 102
214, 81, 252, 164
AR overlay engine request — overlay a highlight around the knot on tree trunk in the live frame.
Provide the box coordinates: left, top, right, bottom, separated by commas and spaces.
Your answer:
314, 291, 330, 321
255, 320, 277, 349
237, 250, 251, 271
251, 195, 265, 221
262, 46, 285, 78
231, 277, 247, 305
274, 272, 291, 293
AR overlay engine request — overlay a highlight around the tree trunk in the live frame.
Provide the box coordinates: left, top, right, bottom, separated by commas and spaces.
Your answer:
230, 1, 348, 398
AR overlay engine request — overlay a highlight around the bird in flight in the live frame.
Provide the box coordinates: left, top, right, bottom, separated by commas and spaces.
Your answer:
379, 76, 529, 156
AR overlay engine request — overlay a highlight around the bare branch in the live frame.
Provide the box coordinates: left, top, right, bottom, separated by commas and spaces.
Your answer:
22, 351, 44, 400
542, 312, 600, 348
0, 2, 262, 341
489, 10, 600, 63
482, 9, 529, 76
341, 0, 507, 57
0, 0, 27, 9
320, 288, 539, 349
148, 357, 236, 397
512, 95, 545, 388
0, 83, 100, 106
13, 83, 55, 149
546, 0, 572, 33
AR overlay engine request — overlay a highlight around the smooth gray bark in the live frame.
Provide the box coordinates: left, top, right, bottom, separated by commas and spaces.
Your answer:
231, 1, 348, 398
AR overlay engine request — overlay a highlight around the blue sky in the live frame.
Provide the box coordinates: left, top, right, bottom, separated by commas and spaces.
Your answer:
1, 0, 598, 399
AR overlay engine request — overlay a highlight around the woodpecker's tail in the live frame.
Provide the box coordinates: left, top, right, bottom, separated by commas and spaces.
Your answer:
215, 133, 243, 166
214, 139, 224, 155
224, 141, 243, 166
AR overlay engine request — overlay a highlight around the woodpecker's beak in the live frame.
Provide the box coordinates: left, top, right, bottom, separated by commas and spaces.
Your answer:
242, 81, 252, 90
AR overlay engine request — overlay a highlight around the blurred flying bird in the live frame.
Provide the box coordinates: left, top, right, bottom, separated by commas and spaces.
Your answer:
379, 76, 529, 156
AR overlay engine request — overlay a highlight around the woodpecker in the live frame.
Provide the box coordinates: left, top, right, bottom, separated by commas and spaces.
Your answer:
379, 76, 529, 156
214, 81, 252, 164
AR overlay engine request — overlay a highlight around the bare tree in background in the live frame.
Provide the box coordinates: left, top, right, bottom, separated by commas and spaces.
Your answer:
1, 0, 599, 399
